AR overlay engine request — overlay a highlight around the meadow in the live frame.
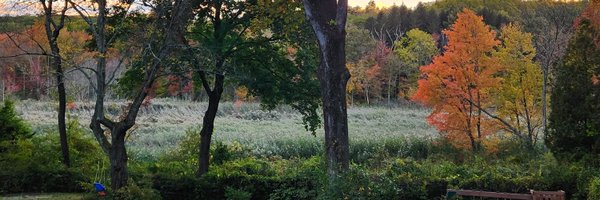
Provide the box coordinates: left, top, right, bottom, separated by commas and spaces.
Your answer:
16, 99, 437, 161
5, 99, 600, 199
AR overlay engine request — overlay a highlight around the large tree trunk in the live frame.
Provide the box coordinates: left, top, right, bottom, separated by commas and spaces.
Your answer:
109, 126, 128, 190
319, 52, 351, 177
303, 0, 350, 180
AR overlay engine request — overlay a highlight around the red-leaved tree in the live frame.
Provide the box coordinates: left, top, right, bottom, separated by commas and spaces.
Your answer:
413, 8, 502, 151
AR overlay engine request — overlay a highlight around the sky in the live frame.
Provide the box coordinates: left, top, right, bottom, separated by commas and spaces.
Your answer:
349, 0, 438, 8
0, 0, 439, 16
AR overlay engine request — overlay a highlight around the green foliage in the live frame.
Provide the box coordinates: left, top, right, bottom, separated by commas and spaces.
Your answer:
0, 16, 36, 33
346, 24, 377, 63
0, 117, 104, 194
0, 100, 33, 142
150, 130, 600, 199
113, 182, 161, 200
588, 176, 600, 200
547, 19, 600, 162
236, 36, 321, 133
393, 28, 438, 95
224, 187, 252, 200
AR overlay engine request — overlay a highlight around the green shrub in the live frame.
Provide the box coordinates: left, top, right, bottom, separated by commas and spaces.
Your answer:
0, 100, 32, 142
113, 182, 162, 200
0, 117, 105, 194
225, 187, 252, 200
588, 176, 600, 200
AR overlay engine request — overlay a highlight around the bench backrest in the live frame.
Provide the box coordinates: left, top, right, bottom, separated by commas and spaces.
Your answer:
531, 190, 565, 200
447, 189, 565, 200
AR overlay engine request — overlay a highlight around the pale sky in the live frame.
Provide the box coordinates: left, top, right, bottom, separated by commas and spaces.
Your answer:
349, 0, 438, 8
0, 0, 439, 16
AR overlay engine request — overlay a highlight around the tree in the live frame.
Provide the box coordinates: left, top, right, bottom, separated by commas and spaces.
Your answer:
519, 1, 583, 132
394, 28, 438, 100
190, 0, 320, 176
0, 23, 50, 100
494, 23, 543, 148
0, 1, 74, 167
413, 9, 501, 151
365, 0, 377, 14
0, 100, 32, 142
547, 0, 600, 162
346, 24, 376, 64
302, 0, 351, 181
411, 3, 441, 34
40, 0, 71, 167
69, 0, 196, 190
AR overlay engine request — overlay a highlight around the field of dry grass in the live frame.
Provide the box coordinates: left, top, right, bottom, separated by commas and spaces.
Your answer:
15, 99, 437, 161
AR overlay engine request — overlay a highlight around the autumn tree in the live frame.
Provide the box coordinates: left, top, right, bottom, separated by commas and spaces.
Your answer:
394, 28, 438, 100
0, 1, 80, 166
413, 9, 501, 151
0, 24, 49, 99
494, 23, 543, 148
547, 0, 600, 162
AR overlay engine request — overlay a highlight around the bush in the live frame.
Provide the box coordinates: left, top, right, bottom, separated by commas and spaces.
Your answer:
149, 128, 600, 200
152, 156, 323, 200
225, 187, 252, 200
588, 176, 600, 200
0, 117, 105, 195
0, 100, 32, 142
113, 182, 162, 200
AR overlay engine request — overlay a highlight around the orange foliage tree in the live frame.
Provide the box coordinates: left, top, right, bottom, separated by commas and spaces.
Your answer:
412, 8, 502, 151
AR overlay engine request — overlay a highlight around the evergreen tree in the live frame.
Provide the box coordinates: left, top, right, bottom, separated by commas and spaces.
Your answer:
0, 100, 32, 142
547, 18, 600, 161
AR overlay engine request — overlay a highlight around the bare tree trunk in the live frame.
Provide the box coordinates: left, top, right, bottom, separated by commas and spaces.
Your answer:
351, 90, 354, 106
522, 94, 534, 148
42, 0, 70, 167
387, 78, 391, 104
468, 101, 478, 152
476, 91, 482, 141
55, 58, 70, 167
542, 70, 548, 133
1, 78, 4, 102
365, 85, 370, 104
303, 0, 350, 181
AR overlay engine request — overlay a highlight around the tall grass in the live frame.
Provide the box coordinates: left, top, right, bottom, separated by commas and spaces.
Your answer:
16, 99, 437, 161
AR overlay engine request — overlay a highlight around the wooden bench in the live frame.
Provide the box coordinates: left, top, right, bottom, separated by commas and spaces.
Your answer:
446, 189, 565, 200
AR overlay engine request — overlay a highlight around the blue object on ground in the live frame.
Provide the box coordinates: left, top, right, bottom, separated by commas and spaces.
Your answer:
94, 182, 106, 192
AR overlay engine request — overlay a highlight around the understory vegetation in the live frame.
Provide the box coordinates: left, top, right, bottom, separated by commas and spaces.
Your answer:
2, 100, 600, 199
